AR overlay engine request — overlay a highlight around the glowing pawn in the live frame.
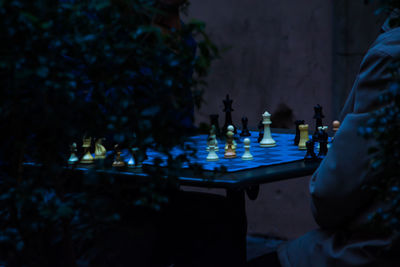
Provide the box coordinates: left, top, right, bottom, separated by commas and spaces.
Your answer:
241, 138, 253, 160
260, 111, 276, 147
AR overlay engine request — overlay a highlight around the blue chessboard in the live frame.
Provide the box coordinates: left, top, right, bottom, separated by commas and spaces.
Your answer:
136, 132, 314, 172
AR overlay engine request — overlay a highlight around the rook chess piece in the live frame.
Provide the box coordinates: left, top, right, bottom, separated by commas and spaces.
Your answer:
241, 138, 253, 160
80, 137, 94, 164
304, 140, 317, 162
260, 111, 276, 147
68, 142, 79, 165
240, 117, 251, 137
206, 139, 219, 161
298, 124, 309, 150
112, 144, 125, 167
294, 120, 305, 145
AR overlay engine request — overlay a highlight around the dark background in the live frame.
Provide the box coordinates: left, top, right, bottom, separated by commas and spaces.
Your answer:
182, 0, 385, 239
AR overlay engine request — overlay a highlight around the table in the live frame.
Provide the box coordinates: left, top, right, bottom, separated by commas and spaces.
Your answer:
63, 129, 322, 266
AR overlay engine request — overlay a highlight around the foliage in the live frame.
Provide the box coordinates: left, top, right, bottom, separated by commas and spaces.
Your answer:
0, 0, 219, 265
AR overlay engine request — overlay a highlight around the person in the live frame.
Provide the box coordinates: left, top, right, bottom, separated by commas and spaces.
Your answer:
276, 9, 400, 267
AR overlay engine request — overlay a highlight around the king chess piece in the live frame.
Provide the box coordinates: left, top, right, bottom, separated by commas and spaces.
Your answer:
80, 137, 94, 164
313, 104, 325, 135
294, 120, 305, 146
240, 117, 251, 137
259, 111, 276, 147
222, 94, 236, 135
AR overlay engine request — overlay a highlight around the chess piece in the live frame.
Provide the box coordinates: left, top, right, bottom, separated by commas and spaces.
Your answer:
222, 94, 236, 135
112, 144, 125, 167
95, 138, 106, 159
68, 142, 79, 165
241, 138, 253, 160
207, 125, 219, 151
313, 104, 325, 135
318, 139, 328, 160
209, 114, 221, 138
304, 140, 317, 162
257, 119, 264, 143
240, 117, 251, 137
80, 137, 94, 164
227, 125, 237, 150
332, 120, 340, 141
298, 124, 309, 150
224, 130, 236, 158
128, 147, 141, 168
206, 139, 219, 161
294, 120, 305, 145
260, 111, 276, 147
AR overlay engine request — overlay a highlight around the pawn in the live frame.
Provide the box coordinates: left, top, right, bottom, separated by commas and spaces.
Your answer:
298, 124, 309, 150
304, 140, 317, 162
206, 139, 219, 161
112, 144, 125, 167
332, 120, 341, 141
240, 117, 251, 137
68, 142, 79, 165
241, 138, 253, 160
224, 131, 237, 158
80, 137, 94, 164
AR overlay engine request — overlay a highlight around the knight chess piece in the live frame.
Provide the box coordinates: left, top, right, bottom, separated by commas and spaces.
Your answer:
240, 117, 251, 137
95, 138, 107, 159
80, 137, 94, 164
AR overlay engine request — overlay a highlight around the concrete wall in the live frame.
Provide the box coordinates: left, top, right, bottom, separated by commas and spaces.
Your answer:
186, 0, 333, 131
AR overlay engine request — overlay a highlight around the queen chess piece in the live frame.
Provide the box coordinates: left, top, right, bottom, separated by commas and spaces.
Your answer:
260, 111, 276, 147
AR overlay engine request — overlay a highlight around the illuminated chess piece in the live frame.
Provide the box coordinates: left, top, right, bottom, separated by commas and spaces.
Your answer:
227, 125, 237, 150
260, 111, 276, 147
206, 139, 219, 161
95, 138, 106, 159
112, 144, 125, 167
207, 125, 219, 152
80, 137, 94, 164
224, 130, 236, 158
298, 124, 309, 150
68, 142, 79, 165
241, 138, 253, 160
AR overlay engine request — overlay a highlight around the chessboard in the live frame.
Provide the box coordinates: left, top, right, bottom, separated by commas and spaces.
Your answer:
133, 131, 314, 172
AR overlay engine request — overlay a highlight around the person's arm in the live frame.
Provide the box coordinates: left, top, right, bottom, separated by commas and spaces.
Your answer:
310, 49, 394, 229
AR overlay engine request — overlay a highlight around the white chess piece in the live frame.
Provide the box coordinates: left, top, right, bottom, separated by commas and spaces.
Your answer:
227, 125, 237, 149
260, 111, 276, 147
206, 139, 219, 161
206, 135, 219, 152
241, 138, 253, 160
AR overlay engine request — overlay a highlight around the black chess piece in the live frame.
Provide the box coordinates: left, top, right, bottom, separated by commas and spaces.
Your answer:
317, 140, 328, 160
222, 94, 236, 134
209, 114, 221, 138
257, 119, 264, 143
240, 117, 251, 137
304, 140, 317, 162
294, 120, 305, 145
313, 104, 325, 135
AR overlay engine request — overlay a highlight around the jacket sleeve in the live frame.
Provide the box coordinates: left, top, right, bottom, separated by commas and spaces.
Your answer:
310, 49, 393, 229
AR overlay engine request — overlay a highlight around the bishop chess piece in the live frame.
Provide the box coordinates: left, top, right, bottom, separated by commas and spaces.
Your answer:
68, 142, 79, 165
95, 138, 106, 159
222, 94, 236, 135
112, 144, 125, 167
298, 124, 309, 150
304, 140, 317, 162
80, 137, 94, 164
240, 117, 251, 137
257, 119, 264, 143
313, 104, 325, 135
224, 128, 236, 158
241, 138, 253, 160
260, 111, 276, 147
294, 120, 305, 145
206, 139, 219, 161
209, 114, 221, 138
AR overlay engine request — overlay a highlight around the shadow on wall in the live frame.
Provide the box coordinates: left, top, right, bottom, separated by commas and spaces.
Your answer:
270, 103, 294, 129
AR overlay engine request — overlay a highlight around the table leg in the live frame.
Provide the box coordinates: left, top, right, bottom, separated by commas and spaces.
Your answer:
226, 189, 247, 266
